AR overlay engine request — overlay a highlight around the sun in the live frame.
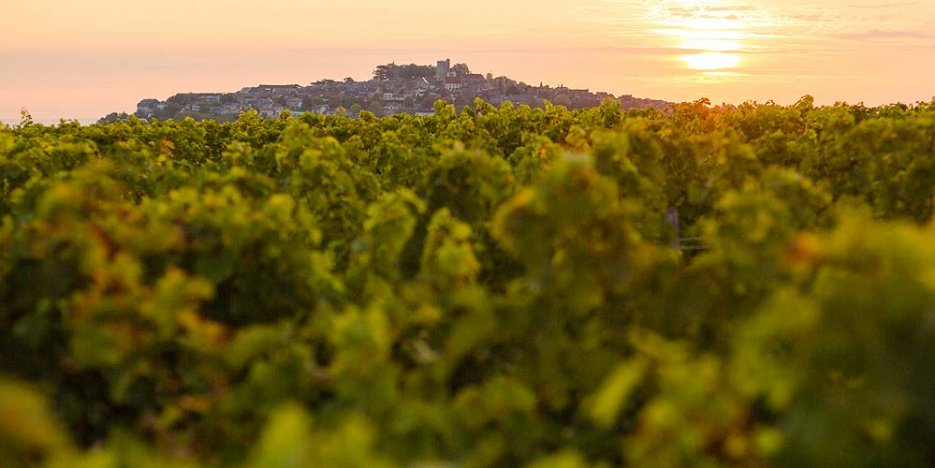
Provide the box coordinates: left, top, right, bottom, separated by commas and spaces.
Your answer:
655, 1, 748, 72
682, 52, 741, 70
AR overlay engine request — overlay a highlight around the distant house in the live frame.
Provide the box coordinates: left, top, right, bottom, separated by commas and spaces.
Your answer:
180, 93, 222, 103
461, 73, 486, 86
257, 84, 302, 93
445, 76, 463, 91
618, 94, 670, 111
568, 89, 592, 100
261, 106, 286, 118
506, 95, 540, 107
136, 99, 160, 117
220, 103, 244, 114
414, 77, 432, 90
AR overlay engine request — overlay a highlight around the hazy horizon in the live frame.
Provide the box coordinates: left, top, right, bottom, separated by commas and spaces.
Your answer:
4, 0, 935, 121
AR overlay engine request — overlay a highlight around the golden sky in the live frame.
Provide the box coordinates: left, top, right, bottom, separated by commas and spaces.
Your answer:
3, 0, 935, 121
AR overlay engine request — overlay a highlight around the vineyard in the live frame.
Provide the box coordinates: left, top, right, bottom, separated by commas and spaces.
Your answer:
1, 98, 933, 466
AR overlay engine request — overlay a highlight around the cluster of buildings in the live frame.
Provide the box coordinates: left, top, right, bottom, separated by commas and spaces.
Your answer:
133, 59, 670, 121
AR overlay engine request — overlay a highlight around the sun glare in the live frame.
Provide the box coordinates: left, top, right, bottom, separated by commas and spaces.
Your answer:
656, 1, 748, 72
680, 38, 741, 52
682, 52, 742, 70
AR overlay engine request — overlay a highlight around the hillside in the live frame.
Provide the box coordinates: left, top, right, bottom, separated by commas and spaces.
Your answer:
111, 59, 670, 122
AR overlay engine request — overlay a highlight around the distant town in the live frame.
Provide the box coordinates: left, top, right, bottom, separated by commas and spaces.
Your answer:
109, 59, 671, 123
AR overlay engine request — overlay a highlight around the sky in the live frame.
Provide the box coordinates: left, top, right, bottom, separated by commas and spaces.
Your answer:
2, 0, 934, 122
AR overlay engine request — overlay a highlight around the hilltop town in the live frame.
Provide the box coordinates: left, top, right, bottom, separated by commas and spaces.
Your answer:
123, 59, 671, 122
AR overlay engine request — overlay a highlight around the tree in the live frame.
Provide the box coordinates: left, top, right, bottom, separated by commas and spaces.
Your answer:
373, 64, 394, 81
18, 108, 34, 126
452, 63, 471, 75
368, 101, 384, 116
96, 112, 130, 124
373, 62, 434, 81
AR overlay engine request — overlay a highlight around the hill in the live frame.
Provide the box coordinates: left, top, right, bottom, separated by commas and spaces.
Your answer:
114, 59, 670, 122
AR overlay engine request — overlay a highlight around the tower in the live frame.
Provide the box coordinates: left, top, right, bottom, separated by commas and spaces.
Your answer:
436, 59, 450, 82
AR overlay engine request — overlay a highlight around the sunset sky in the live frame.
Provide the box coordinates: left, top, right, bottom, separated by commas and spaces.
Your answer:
3, 0, 934, 122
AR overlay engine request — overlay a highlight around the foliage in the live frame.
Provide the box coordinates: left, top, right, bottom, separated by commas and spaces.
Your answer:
0, 98, 933, 466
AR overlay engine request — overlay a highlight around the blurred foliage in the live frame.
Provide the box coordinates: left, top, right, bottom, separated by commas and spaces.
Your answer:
0, 98, 933, 466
